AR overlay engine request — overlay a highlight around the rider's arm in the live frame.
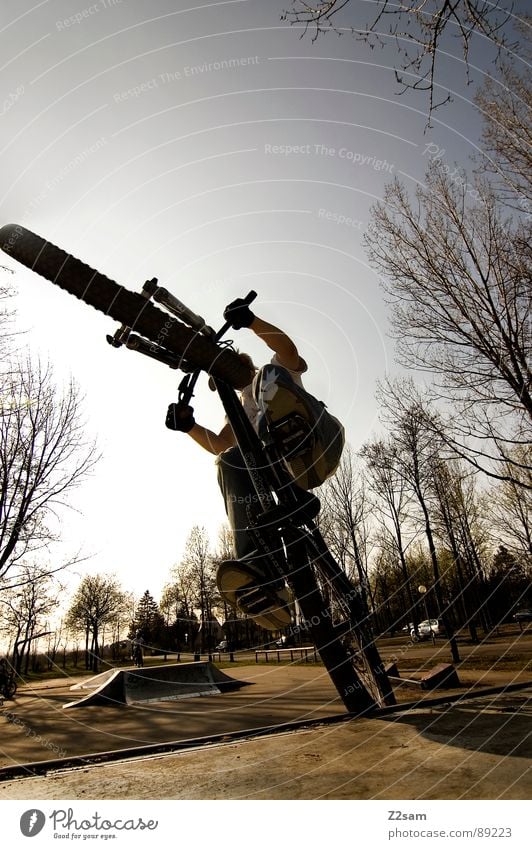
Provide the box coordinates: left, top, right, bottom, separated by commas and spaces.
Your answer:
248, 316, 300, 371
188, 421, 235, 455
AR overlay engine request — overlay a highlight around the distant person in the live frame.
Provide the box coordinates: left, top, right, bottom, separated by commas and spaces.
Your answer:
131, 631, 144, 667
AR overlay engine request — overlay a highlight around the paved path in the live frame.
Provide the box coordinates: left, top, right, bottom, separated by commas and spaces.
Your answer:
0, 665, 344, 768
1, 664, 531, 799
2, 686, 531, 800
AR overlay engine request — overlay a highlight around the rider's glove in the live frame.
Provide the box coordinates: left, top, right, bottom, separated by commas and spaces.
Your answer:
223, 298, 255, 330
165, 402, 195, 432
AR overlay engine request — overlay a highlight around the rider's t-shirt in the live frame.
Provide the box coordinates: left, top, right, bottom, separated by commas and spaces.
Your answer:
240, 353, 307, 432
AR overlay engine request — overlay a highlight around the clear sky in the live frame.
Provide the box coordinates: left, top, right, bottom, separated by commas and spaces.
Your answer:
1, 0, 527, 601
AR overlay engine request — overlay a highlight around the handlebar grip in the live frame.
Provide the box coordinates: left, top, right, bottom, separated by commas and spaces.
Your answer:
243, 290, 257, 305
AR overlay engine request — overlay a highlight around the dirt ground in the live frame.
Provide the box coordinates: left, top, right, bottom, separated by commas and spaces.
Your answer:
1, 632, 531, 800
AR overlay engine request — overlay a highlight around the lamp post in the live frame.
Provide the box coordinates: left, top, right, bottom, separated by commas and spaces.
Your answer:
418, 584, 435, 644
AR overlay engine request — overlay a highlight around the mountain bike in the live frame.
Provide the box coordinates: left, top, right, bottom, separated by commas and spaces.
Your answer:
0, 223, 395, 714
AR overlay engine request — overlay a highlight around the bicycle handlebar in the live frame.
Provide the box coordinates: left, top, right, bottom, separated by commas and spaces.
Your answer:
214, 289, 257, 341
153, 288, 257, 337
177, 289, 258, 403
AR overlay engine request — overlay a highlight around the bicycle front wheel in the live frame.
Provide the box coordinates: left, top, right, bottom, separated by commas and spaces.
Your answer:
3, 678, 17, 699
0, 223, 252, 389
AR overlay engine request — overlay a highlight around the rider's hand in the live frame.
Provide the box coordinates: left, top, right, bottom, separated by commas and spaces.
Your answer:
165, 402, 195, 432
223, 298, 255, 330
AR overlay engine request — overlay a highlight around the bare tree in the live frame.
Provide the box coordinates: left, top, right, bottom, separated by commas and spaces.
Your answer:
376, 378, 461, 660
369, 539, 408, 632
0, 360, 98, 581
430, 459, 492, 639
107, 590, 135, 661
45, 618, 66, 672
0, 564, 59, 673
160, 579, 200, 654
361, 436, 420, 634
165, 561, 199, 637
180, 526, 218, 653
487, 447, 532, 556
365, 164, 531, 483
281, 0, 515, 118
65, 574, 127, 672
0, 278, 16, 359
159, 583, 180, 624
475, 23, 531, 211
320, 445, 374, 603
0, 271, 98, 585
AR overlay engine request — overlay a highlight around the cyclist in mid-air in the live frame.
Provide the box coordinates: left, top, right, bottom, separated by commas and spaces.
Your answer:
166, 298, 344, 630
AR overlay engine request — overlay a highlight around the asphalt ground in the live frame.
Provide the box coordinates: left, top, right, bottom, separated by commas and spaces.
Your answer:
1, 628, 531, 799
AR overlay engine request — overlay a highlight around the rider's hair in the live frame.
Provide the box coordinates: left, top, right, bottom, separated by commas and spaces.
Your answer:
237, 351, 256, 372
236, 352, 256, 390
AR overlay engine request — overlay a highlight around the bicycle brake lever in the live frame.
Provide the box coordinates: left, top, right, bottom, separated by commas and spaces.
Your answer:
178, 372, 195, 404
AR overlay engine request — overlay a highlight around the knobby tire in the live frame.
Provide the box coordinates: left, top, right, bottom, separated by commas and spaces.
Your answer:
0, 224, 252, 389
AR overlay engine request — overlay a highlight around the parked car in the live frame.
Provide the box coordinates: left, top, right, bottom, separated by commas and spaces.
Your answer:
513, 608, 532, 623
411, 619, 440, 640
215, 639, 229, 652
275, 635, 295, 648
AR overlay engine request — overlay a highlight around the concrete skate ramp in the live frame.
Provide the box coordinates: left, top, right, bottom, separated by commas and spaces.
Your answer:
63, 662, 249, 709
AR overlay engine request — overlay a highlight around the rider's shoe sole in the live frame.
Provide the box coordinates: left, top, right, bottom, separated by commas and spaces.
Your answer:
217, 560, 292, 630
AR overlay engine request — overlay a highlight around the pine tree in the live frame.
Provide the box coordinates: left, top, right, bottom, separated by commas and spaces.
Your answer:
130, 590, 166, 655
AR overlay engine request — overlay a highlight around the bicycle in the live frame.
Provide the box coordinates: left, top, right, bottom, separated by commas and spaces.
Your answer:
0, 223, 395, 714
0, 659, 17, 701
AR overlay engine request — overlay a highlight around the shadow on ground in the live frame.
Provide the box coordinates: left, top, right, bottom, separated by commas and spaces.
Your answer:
379, 691, 532, 760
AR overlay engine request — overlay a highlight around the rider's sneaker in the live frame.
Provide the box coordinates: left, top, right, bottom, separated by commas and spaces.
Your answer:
216, 558, 292, 630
